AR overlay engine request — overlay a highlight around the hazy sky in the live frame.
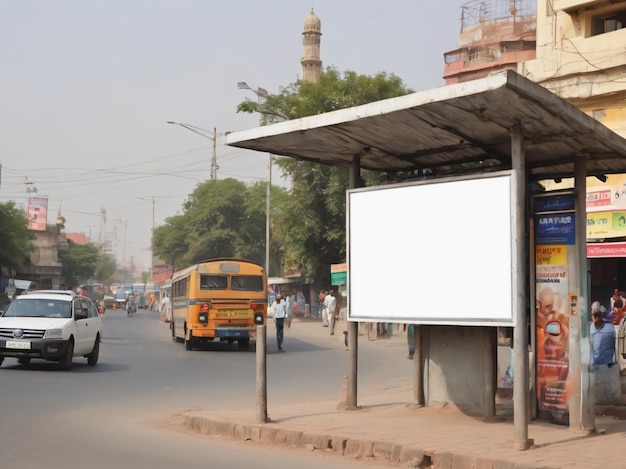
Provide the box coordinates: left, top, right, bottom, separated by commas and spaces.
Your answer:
0, 0, 463, 273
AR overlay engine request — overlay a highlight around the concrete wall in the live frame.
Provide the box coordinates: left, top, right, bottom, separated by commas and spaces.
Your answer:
425, 326, 492, 415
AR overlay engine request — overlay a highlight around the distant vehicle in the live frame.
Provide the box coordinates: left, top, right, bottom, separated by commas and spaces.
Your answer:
114, 285, 133, 309
0, 290, 103, 370
76, 284, 104, 303
171, 258, 267, 350
102, 294, 116, 309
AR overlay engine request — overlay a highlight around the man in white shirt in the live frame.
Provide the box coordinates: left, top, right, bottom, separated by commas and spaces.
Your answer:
325, 290, 338, 335
271, 294, 287, 351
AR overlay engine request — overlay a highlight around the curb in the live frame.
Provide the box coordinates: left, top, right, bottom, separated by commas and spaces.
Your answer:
182, 414, 559, 469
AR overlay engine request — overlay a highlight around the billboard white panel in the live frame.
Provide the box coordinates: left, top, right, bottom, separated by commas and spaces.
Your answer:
348, 173, 514, 326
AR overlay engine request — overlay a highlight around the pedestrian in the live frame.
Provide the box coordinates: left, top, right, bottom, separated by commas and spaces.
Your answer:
271, 294, 287, 351
326, 289, 338, 335
610, 288, 621, 312
319, 290, 329, 326
591, 301, 616, 370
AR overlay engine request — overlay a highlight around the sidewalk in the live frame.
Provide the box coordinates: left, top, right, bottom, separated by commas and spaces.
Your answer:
182, 318, 626, 468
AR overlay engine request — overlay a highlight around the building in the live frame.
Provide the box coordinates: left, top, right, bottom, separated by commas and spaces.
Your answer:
14, 220, 69, 290
443, 0, 537, 84
520, 0, 626, 138
301, 9, 322, 83
517, 1, 626, 303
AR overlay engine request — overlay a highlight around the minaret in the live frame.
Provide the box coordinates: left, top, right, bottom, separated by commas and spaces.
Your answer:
301, 9, 322, 83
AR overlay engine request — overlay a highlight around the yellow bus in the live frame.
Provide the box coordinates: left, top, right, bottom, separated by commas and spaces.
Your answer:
170, 258, 267, 350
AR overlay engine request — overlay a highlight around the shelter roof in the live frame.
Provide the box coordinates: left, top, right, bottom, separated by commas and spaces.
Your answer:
226, 70, 626, 181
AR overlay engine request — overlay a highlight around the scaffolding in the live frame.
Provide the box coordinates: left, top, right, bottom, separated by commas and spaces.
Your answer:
461, 0, 536, 29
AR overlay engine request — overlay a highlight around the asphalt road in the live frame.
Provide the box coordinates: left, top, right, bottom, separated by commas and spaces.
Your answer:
0, 308, 410, 468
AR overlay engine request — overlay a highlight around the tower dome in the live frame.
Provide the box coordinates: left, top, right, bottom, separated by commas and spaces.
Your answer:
301, 8, 322, 82
303, 8, 321, 32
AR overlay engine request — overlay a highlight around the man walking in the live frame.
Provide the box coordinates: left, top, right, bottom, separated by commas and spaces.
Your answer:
327, 290, 338, 335
272, 294, 287, 351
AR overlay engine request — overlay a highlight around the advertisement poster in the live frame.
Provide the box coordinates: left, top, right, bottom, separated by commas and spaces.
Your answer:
536, 245, 570, 422
27, 197, 48, 231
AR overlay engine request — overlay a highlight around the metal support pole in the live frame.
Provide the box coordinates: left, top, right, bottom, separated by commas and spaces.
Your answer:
483, 327, 496, 419
347, 154, 361, 409
511, 120, 530, 450
413, 325, 424, 405
574, 154, 595, 431
256, 324, 268, 423
266, 155, 271, 275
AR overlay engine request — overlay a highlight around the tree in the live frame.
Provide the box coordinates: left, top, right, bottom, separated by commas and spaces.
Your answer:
238, 67, 413, 286
59, 241, 100, 286
94, 252, 116, 282
153, 178, 281, 272
0, 201, 34, 275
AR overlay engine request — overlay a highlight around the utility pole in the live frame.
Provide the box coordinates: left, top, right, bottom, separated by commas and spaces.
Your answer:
211, 127, 218, 180
237, 82, 270, 274
167, 122, 218, 180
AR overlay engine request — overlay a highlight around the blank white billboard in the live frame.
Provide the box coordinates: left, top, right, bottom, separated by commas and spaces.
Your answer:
348, 173, 514, 326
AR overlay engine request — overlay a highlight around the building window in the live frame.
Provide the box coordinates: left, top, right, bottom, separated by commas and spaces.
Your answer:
591, 9, 626, 36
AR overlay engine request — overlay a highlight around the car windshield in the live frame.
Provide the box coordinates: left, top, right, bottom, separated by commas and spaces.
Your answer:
3, 298, 72, 318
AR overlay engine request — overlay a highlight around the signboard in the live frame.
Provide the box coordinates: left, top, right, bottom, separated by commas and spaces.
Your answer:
347, 172, 514, 326
330, 263, 347, 285
27, 197, 48, 231
534, 212, 575, 245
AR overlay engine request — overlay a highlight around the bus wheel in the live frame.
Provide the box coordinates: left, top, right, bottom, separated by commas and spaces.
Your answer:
237, 338, 250, 349
185, 335, 194, 351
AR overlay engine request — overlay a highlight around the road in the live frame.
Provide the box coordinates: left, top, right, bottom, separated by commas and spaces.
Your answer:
0, 308, 411, 468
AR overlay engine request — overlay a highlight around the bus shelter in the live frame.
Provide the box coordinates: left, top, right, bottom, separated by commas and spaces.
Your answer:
225, 70, 626, 449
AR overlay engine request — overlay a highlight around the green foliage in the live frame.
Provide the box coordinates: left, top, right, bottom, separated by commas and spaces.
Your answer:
238, 67, 413, 286
0, 201, 34, 273
94, 253, 116, 282
59, 241, 100, 286
153, 178, 284, 272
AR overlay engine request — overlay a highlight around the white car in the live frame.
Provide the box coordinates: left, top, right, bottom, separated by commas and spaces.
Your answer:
0, 290, 103, 370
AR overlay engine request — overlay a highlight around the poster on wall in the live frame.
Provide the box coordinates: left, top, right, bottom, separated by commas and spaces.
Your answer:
27, 196, 48, 231
535, 245, 570, 422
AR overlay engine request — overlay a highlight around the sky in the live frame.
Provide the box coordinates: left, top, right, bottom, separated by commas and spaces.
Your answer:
0, 0, 463, 274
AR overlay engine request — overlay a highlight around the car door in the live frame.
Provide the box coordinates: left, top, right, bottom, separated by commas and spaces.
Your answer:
73, 297, 91, 354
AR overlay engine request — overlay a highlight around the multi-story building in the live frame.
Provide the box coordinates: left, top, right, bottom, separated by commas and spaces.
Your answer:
443, 0, 537, 84
521, 0, 626, 137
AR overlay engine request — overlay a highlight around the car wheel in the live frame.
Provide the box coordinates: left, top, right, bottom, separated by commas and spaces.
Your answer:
87, 334, 100, 366
17, 357, 31, 365
60, 339, 74, 371
237, 338, 250, 349
0, 355, 3, 367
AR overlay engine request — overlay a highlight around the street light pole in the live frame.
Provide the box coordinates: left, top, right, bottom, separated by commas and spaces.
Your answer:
238, 81, 272, 424
237, 81, 271, 276
167, 121, 218, 180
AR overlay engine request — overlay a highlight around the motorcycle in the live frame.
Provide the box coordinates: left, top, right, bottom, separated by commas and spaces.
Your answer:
126, 297, 137, 317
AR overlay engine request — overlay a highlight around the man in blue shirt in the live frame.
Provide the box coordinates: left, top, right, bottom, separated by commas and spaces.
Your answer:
590, 301, 616, 370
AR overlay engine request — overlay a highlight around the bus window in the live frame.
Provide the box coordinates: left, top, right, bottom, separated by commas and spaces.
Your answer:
232, 275, 263, 292
200, 275, 227, 290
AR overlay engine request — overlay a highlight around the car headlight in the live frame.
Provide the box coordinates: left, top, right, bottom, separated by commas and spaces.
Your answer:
44, 329, 64, 339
